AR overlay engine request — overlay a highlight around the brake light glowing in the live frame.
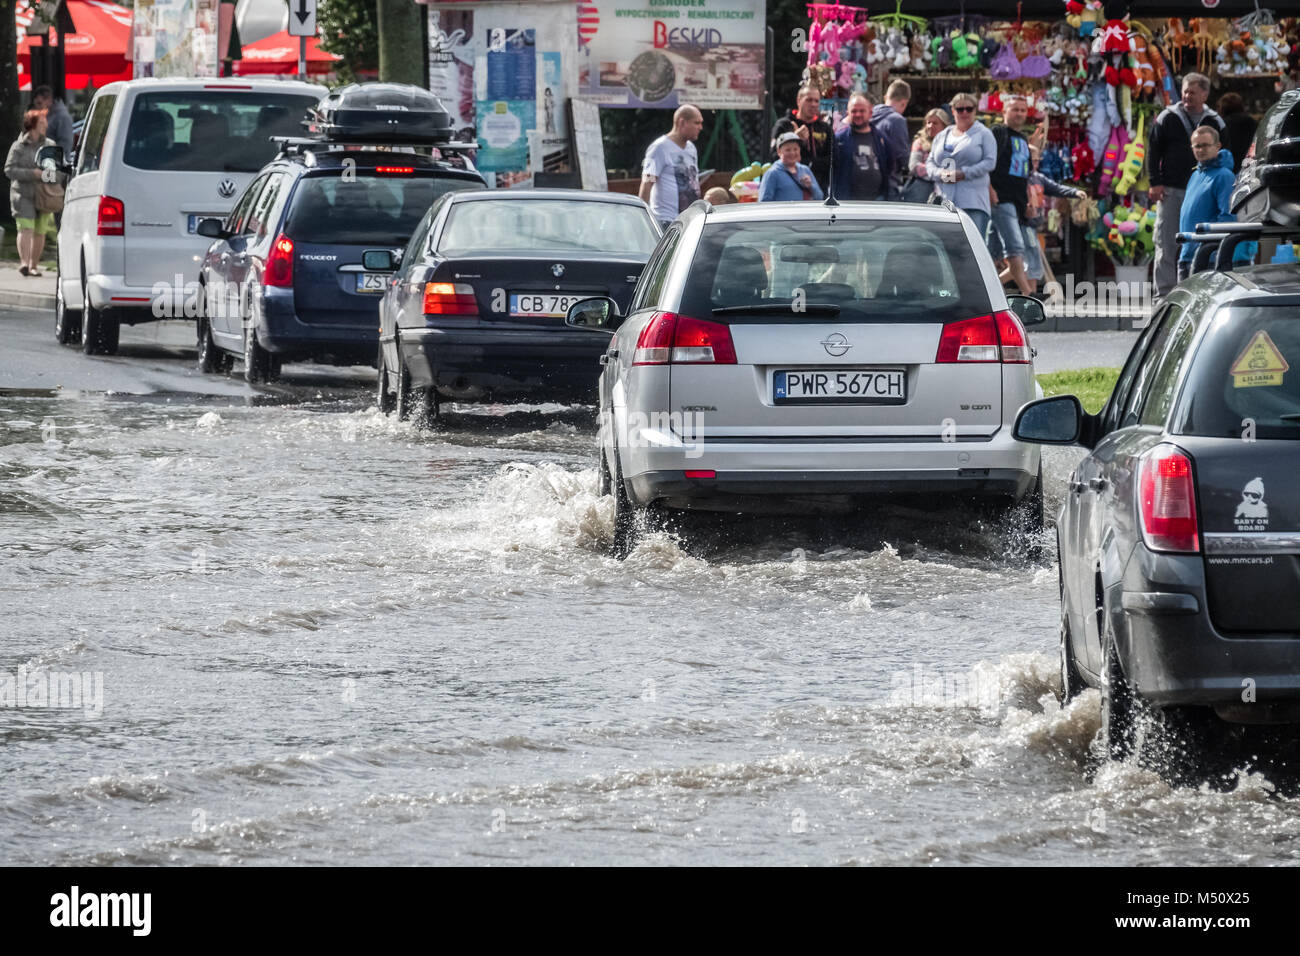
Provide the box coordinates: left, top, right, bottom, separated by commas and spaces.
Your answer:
633, 312, 737, 365
1137, 446, 1200, 553
97, 196, 124, 236
374, 166, 415, 175
422, 282, 478, 316
264, 234, 294, 287
935, 311, 1031, 363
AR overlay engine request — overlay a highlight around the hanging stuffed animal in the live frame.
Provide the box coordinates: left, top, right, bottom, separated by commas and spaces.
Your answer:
1129, 31, 1156, 98
1113, 114, 1146, 195
1097, 123, 1131, 195
989, 40, 1023, 80
1100, 3, 1137, 89
1071, 141, 1097, 180
807, 19, 824, 69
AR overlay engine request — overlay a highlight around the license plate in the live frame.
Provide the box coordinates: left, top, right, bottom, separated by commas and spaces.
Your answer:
187, 215, 199, 234
510, 293, 595, 318
774, 368, 906, 404
355, 273, 387, 293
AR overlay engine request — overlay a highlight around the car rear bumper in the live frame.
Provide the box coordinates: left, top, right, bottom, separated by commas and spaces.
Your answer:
620, 427, 1039, 509
1115, 545, 1300, 708
256, 291, 377, 363
84, 275, 176, 324
399, 327, 605, 402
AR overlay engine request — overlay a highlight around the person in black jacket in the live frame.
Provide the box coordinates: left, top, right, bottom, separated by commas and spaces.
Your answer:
1148, 72, 1224, 299
771, 85, 835, 195
830, 93, 892, 202
1217, 93, 1257, 174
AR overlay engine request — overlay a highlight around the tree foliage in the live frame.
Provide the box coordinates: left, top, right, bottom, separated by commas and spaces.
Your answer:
317, 0, 378, 85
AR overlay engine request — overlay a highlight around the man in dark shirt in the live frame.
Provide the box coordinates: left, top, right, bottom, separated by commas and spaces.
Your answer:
1148, 72, 1224, 299
771, 85, 835, 194
988, 95, 1044, 296
831, 93, 891, 201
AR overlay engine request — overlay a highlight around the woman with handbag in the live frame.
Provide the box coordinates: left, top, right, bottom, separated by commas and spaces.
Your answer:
902, 109, 950, 204
5, 109, 59, 277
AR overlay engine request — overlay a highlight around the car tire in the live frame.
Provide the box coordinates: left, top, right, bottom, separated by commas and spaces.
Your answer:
54, 260, 82, 346
244, 325, 279, 384
412, 386, 439, 427
608, 450, 661, 558
81, 273, 118, 356
375, 343, 395, 414
1059, 609, 1088, 705
196, 314, 229, 375
1099, 616, 1138, 762
394, 361, 414, 421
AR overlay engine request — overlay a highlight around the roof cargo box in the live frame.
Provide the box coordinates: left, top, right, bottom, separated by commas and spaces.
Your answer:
305, 83, 454, 143
1231, 89, 1300, 226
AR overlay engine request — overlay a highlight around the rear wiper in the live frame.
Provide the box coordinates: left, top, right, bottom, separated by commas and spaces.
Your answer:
711, 303, 840, 315
1278, 413, 1300, 421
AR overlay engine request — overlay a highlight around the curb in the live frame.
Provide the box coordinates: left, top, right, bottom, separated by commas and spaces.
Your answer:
0, 289, 56, 311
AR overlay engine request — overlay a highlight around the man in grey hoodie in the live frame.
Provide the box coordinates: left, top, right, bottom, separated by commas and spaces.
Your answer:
872, 80, 911, 201
31, 86, 74, 157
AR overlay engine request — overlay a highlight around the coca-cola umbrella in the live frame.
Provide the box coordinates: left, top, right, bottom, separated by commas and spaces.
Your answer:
233, 30, 341, 75
16, 0, 133, 90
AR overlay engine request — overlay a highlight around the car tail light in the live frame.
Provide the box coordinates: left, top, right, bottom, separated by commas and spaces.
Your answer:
374, 166, 414, 175
994, 311, 1032, 363
1137, 445, 1200, 553
935, 311, 1030, 363
422, 282, 478, 316
97, 196, 124, 236
633, 312, 737, 365
264, 234, 294, 287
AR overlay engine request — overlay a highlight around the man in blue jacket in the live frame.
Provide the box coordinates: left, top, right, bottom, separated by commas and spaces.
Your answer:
1178, 126, 1253, 281
831, 93, 892, 202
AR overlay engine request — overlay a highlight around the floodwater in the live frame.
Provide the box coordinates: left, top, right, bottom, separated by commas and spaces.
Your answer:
2, 387, 1298, 865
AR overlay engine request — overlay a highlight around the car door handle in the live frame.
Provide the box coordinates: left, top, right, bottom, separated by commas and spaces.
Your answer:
1069, 480, 1086, 493
1089, 477, 1108, 492
599, 348, 619, 366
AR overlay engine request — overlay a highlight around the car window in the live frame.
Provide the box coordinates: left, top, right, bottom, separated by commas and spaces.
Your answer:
121, 91, 321, 173
1173, 303, 1300, 440
1100, 304, 1168, 434
1119, 303, 1182, 428
631, 226, 682, 312
438, 200, 659, 257
416, 195, 454, 261
677, 219, 991, 322
1138, 312, 1198, 427
248, 173, 287, 239
76, 94, 116, 175
227, 176, 267, 235
285, 173, 479, 246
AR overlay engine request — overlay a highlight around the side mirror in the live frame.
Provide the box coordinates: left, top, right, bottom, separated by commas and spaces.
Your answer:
1006, 294, 1047, 326
565, 296, 620, 332
195, 217, 227, 239
362, 249, 400, 271
1013, 395, 1089, 446
36, 144, 64, 169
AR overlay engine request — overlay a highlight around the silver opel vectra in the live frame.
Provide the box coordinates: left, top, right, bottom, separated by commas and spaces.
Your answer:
566, 198, 1047, 555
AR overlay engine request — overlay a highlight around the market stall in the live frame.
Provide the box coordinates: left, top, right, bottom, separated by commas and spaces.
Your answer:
16, 0, 134, 91
233, 30, 341, 76
793, 1, 1299, 285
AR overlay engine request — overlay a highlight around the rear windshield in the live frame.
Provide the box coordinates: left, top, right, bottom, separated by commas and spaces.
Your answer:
123, 92, 321, 172
678, 218, 992, 322
1174, 305, 1300, 441
285, 173, 483, 245
438, 199, 659, 257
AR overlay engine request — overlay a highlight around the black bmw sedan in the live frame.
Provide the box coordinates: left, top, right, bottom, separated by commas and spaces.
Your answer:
374, 190, 661, 420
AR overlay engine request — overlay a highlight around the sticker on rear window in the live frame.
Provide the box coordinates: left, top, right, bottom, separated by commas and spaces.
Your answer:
1229, 330, 1290, 388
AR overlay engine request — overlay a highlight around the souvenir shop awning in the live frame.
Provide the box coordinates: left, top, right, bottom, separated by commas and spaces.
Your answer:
233, 31, 343, 75
16, 0, 134, 89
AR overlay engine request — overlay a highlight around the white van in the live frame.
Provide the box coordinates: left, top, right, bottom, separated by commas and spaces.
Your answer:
54, 77, 326, 354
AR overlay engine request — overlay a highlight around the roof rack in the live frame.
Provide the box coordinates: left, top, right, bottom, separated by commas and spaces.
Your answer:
270, 135, 478, 158
1176, 220, 1300, 274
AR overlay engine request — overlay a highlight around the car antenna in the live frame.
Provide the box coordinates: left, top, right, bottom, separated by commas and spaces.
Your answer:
824, 101, 838, 207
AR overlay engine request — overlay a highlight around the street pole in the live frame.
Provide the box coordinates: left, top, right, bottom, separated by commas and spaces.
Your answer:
299, 36, 306, 81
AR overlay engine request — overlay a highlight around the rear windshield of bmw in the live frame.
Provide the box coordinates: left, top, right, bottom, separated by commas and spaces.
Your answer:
1173, 304, 1300, 441
123, 92, 322, 173
678, 219, 992, 323
284, 172, 483, 246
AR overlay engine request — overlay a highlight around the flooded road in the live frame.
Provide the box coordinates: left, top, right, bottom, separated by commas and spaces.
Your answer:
2, 311, 1297, 866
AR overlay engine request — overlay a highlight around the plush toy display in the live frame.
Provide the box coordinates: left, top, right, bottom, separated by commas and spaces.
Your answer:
1113, 114, 1145, 195
1097, 123, 1130, 195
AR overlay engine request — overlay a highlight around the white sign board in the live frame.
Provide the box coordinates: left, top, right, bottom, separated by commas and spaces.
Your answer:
288, 0, 317, 38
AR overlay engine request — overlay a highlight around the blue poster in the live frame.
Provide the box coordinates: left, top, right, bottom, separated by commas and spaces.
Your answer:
475, 100, 535, 172
485, 28, 535, 101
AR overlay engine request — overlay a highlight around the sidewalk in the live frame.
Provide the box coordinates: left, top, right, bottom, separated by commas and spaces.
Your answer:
0, 262, 57, 311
